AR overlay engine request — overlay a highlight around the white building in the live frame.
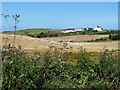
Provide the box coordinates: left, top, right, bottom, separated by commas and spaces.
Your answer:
62, 28, 84, 33
94, 26, 103, 31
61, 29, 75, 33
74, 28, 84, 32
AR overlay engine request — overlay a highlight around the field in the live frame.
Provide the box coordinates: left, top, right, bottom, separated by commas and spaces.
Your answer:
0, 34, 119, 53
1, 35, 120, 89
1, 2, 120, 89
1, 33, 120, 89
2, 28, 50, 35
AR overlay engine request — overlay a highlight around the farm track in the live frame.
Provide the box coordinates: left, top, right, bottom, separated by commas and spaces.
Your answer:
0, 34, 119, 52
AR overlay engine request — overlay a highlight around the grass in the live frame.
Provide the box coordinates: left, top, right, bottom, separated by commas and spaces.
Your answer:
2, 28, 50, 35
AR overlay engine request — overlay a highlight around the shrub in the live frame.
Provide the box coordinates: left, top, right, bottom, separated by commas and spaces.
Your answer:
109, 34, 120, 40
2, 45, 44, 89
1, 45, 120, 89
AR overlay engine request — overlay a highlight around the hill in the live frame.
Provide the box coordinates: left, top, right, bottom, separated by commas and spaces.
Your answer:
2, 28, 50, 35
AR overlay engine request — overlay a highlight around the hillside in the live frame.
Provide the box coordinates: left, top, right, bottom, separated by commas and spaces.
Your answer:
2, 28, 50, 35
2, 29, 119, 38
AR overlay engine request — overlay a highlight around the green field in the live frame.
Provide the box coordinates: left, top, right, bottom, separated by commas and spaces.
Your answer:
2, 28, 50, 35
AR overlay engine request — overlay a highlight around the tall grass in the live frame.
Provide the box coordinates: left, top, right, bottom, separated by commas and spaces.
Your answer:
1, 45, 120, 89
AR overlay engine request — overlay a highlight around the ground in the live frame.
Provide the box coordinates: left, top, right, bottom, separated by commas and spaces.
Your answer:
0, 34, 119, 53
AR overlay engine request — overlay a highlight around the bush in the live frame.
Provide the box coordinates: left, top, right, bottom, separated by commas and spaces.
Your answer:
86, 38, 109, 42
2, 45, 44, 89
109, 34, 120, 40
1, 45, 120, 89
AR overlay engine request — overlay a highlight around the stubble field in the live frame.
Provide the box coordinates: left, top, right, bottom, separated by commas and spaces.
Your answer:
0, 34, 119, 53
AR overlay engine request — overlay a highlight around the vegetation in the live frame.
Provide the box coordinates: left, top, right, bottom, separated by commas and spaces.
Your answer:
1, 45, 120, 89
85, 38, 109, 42
2, 28, 50, 36
2, 13, 119, 89
36, 31, 62, 38
3, 28, 119, 39
109, 34, 120, 40
85, 33, 120, 42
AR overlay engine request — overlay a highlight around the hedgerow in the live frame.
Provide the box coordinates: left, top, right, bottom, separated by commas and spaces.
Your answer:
1, 45, 120, 89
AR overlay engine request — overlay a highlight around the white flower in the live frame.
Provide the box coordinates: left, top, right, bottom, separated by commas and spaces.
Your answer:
19, 74, 25, 78
9, 61, 13, 65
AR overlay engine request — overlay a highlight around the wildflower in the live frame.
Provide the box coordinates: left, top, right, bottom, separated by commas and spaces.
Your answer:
19, 74, 25, 78
9, 61, 13, 65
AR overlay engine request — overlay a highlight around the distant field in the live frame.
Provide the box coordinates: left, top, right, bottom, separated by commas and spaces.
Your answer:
2, 29, 119, 39
45, 35, 109, 42
2, 28, 50, 35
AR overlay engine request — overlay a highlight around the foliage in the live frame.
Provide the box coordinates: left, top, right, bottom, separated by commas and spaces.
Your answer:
1, 45, 120, 89
85, 33, 120, 42
85, 38, 109, 42
2, 45, 44, 89
36, 31, 62, 38
109, 34, 120, 40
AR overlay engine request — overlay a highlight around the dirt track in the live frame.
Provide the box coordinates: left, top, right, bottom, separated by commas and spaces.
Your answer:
0, 34, 119, 52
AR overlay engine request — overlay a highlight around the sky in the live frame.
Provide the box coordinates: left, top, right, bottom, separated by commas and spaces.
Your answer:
1, 0, 120, 2
2, 2, 118, 31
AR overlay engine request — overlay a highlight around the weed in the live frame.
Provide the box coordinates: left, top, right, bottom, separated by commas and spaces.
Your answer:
1, 45, 120, 89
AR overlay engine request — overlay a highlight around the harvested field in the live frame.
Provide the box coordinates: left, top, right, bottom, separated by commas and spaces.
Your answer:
0, 34, 119, 52
44, 35, 109, 42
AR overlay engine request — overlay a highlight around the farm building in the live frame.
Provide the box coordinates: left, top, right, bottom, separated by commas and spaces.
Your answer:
61, 30, 75, 33
62, 28, 84, 33
74, 28, 84, 32
94, 26, 103, 31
